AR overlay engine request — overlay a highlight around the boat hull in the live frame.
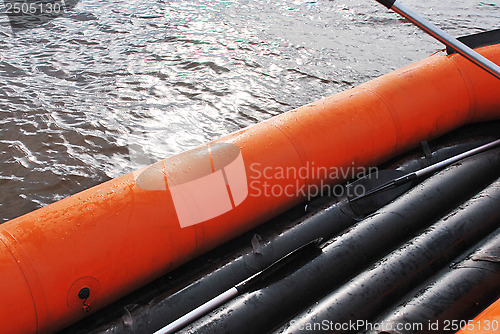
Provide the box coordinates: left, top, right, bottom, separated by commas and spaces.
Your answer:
1, 45, 499, 333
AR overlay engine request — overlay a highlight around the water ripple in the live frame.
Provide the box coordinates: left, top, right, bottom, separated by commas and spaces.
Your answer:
0, 0, 498, 221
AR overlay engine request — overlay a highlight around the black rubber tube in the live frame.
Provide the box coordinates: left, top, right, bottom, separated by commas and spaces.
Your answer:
149, 202, 357, 333
276, 176, 500, 334
61, 126, 500, 334
183, 149, 500, 334
365, 228, 500, 334
88, 199, 357, 334
390, 139, 493, 172
74, 142, 483, 334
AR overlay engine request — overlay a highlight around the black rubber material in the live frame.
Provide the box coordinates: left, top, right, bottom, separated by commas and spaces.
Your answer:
447, 29, 500, 55
91, 201, 356, 334
74, 145, 481, 334
365, 228, 500, 334
277, 173, 500, 334
184, 149, 500, 334
375, 0, 396, 9
347, 169, 413, 216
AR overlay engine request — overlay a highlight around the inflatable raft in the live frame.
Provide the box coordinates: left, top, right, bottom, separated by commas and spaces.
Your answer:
1, 40, 500, 333
64, 123, 500, 334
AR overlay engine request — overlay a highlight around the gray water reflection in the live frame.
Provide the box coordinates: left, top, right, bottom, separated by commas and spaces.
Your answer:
0, 0, 498, 221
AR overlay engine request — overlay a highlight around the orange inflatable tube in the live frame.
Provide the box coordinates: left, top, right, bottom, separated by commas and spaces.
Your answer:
1, 45, 500, 333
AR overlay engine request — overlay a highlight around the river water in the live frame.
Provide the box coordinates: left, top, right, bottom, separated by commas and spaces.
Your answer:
0, 0, 498, 222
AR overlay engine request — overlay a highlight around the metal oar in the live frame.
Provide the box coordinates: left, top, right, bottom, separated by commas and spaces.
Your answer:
350, 138, 500, 208
375, 0, 500, 80
153, 238, 323, 334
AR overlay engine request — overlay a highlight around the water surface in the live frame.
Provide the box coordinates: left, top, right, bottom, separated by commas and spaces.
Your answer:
0, 0, 498, 221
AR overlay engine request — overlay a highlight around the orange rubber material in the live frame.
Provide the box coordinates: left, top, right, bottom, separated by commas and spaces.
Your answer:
1, 45, 500, 333
456, 298, 500, 333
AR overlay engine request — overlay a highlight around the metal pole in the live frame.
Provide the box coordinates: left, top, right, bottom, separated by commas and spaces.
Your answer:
153, 288, 238, 334
376, 0, 500, 80
415, 139, 500, 177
